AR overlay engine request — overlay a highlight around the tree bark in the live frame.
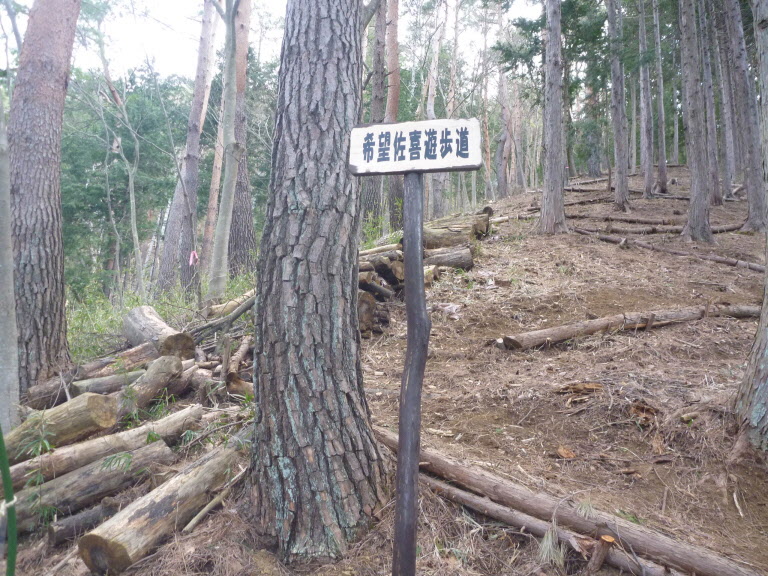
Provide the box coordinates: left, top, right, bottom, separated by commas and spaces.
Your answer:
680, 0, 713, 241
0, 100, 18, 433
652, 0, 667, 194
712, 0, 735, 199
638, 0, 654, 198
630, 76, 637, 173
48, 499, 121, 546
200, 97, 225, 275
607, 0, 629, 212
725, 0, 766, 230
735, 0, 768, 450
671, 49, 680, 165
156, 0, 218, 294
228, 0, 257, 277
114, 356, 183, 420
249, 0, 385, 560
9, 0, 80, 394
539, 0, 567, 234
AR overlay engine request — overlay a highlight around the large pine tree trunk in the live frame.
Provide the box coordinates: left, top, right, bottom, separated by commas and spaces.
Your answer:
652, 0, 667, 194
362, 0, 387, 239
249, 0, 385, 560
607, 0, 629, 212
0, 102, 18, 432
9, 0, 80, 394
680, 0, 713, 241
638, 0, 654, 198
725, 0, 767, 231
200, 98, 225, 275
156, 0, 218, 295
228, 0, 257, 277
736, 0, 768, 450
630, 76, 637, 173
539, 0, 567, 234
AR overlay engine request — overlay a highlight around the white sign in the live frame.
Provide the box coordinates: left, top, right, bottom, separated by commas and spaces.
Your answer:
349, 118, 482, 176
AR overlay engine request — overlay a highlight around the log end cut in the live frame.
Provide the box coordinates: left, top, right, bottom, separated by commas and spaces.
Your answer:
501, 336, 523, 350
158, 332, 196, 360
79, 533, 133, 575
84, 393, 120, 429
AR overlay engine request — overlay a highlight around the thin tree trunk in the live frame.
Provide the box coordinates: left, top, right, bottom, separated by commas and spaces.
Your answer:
250, 0, 385, 560
385, 0, 403, 231
362, 0, 387, 239
725, 0, 766, 230
699, 0, 721, 205
638, 0, 654, 198
206, 0, 244, 302
228, 0, 257, 277
426, 1, 447, 218
671, 49, 680, 165
540, 0, 567, 234
630, 76, 637, 173
10, 0, 80, 393
712, 0, 735, 198
607, 0, 629, 212
201, 98, 225, 275
680, 0, 713, 241
652, 0, 667, 193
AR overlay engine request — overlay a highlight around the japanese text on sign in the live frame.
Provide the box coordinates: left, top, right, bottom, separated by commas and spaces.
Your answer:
349, 118, 482, 175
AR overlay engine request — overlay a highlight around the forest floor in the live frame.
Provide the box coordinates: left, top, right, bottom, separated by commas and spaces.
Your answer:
15, 165, 768, 575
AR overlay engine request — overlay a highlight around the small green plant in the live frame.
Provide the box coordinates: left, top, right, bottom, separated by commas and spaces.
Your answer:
616, 509, 644, 524
538, 520, 565, 569
576, 498, 596, 519
101, 451, 133, 472
180, 429, 200, 446
146, 430, 162, 444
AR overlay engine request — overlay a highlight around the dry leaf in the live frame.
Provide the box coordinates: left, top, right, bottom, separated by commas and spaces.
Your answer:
557, 445, 576, 459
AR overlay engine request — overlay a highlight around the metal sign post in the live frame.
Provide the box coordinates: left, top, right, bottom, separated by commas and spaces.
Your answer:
349, 118, 481, 576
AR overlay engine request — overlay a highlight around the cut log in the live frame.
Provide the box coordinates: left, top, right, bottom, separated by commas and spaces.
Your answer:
15, 441, 176, 533
567, 214, 685, 226
5, 393, 118, 465
48, 499, 121, 546
358, 291, 389, 338
225, 337, 253, 398
575, 228, 766, 273
369, 254, 404, 288
359, 243, 401, 257
79, 343, 160, 381
359, 249, 403, 262
123, 306, 195, 359
424, 265, 440, 288
360, 279, 395, 301
114, 356, 183, 420
166, 365, 199, 398
78, 431, 250, 574
70, 370, 145, 397
586, 534, 615, 574
502, 304, 759, 350
359, 260, 375, 272
189, 295, 256, 344
6, 405, 203, 491
375, 427, 759, 576
205, 288, 256, 318
421, 476, 670, 576
578, 222, 744, 236
424, 247, 473, 270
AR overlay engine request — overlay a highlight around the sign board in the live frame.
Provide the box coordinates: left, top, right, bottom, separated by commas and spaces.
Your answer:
349, 118, 482, 176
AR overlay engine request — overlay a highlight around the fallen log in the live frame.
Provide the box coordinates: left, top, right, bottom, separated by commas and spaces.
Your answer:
424, 265, 440, 288
359, 260, 375, 272
80, 343, 160, 381
79, 430, 251, 574
115, 356, 183, 420
6, 393, 118, 464
359, 243, 401, 257
575, 228, 766, 273
501, 304, 759, 350
15, 440, 176, 533
123, 306, 195, 359
205, 288, 256, 318
358, 291, 389, 339
374, 427, 759, 576
190, 295, 256, 344
424, 246, 473, 270
369, 254, 405, 288
225, 337, 253, 398
568, 176, 608, 186
578, 222, 744, 236
421, 476, 672, 576
48, 498, 121, 546
527, 196, 613, 212
566, 214, 685, 226
360, 279, 395, 301
6, 405, 203, 491
70, 370, 145, 397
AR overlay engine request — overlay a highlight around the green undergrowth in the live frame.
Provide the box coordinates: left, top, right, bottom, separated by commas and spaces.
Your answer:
67, 271, 258, 363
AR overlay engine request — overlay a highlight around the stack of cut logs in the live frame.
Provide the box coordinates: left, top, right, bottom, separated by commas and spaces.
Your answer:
357, 210, 490, 337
